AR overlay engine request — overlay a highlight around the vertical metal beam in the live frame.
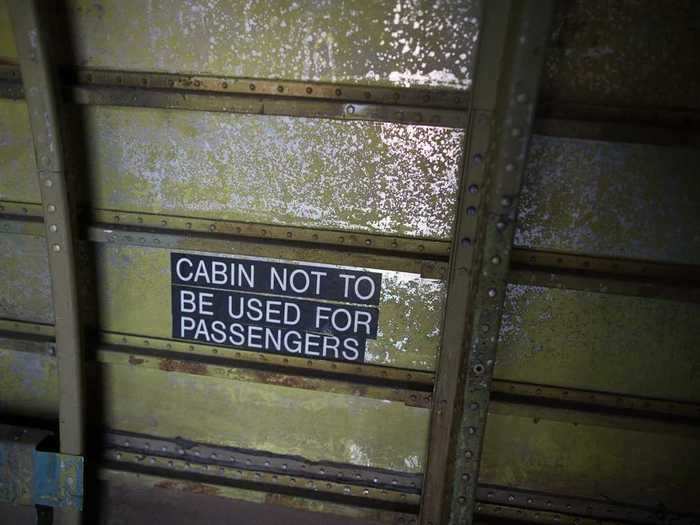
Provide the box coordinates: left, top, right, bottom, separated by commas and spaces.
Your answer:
8, 2, 85, 523
420, 2, 554, 524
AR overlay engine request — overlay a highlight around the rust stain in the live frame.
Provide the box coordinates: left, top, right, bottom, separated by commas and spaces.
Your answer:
158, 358, 208, 375
154, 480, 221, 497
128, 355, 145, 365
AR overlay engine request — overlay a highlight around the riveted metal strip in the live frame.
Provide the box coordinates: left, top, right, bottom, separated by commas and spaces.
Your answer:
9, 2, 87, 484
86, 224, 448, 279
445, 2, 555, 524
87, 208, 451, 259
98, 332, 435, 388
97, 468, 417, 525
1, 64, 469, 128
97, 347, 433, 408
103, 431, 421, 499
70, 85, 467, 129
474, 502, 623, 525
490, 380, 700, 423
475, 486, 699, 525
0, 319, 56, 339
510, 248, 700, 283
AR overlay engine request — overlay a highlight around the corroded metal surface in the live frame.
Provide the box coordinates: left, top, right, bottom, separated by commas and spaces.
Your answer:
94, 244, 446, 371
479, 413, 700, 515
516, 136, 700, 265
72, 106, 464, 240
542, 0, 700, 111
0, 99, 38, 204
496, 284, 700, 403
101, 362, 430, 473
0, 348, 58, 420
0, 234, 53, 324
49, 0, 480, 90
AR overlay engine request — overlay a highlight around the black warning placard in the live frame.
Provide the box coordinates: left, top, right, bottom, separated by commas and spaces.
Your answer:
171, 253, 382, 363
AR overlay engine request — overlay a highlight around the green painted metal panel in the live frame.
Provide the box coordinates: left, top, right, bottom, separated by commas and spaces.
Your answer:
0, 0, 15, 60
94, 244, 445, 371
0, 348, 58, 419
0, 234, 53, 324
73, 105, 464, 240
496, 284, 700, 402
516, 136, 700, 264
542, 0, 700, 111
480, 413, 700, 514
0, 99, 39, 204
101, 363, 429, 473
55, 0, 479, 89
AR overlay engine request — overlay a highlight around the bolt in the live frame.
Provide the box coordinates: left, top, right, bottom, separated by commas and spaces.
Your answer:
488, 288, 497, 297
491, 255, 501, 265
47, 204, 56, 213
52, 244, 61, 252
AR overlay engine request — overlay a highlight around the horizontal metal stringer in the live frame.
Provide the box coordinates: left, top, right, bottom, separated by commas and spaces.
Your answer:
509, 248, 700, 303
475, 485, 700, 525
0, 201, 449, 278
0, 64, 469, 128
3, 320, 699, 432
97, 466, 417, 525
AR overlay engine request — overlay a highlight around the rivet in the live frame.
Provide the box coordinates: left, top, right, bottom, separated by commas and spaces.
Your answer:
512, 128, 521, 137
365, 239, 371, 245
468, 184, 479, 193
335, 88, 342, 96
52, 244, 61, 252
277, 85, 284, 93
193, 80, 201, 87
466, 206, 477, 216
468, 426, 476, 435
185, 222, 192, 229
312, 234, 319, 240
465, 450, 473, 458
501, 196, 512, 207
516, 93, 527, 103
470, 402, 478, 410
462, 473, 470, 480
44, 179, 53, 187
472, 153, 483, 165
339, 236, 345, 243
460, 237, 472, 248
116, 452, 122, 459
49, 224, 58, 233
418, 244, 425, 252
137, 216, 143, 223
347, 105, 355, 114
221, 81, 228, 89
286, 231, 293, 238
505, 163, 515, 172
481, 324, 489, 333
491, 255, 501, 264
306, 86, 313, 94
249, 83, 255, 91
209, 224, 216, 232
508, 495, 515, 502
459, 496, 466, 503
496, 221, 506, 230
488, 288, 497, 297
473, 364, 484, 375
